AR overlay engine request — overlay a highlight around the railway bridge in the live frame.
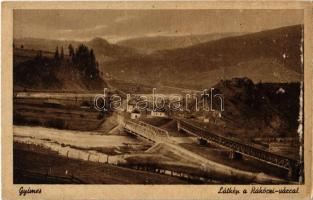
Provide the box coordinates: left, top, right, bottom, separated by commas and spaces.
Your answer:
123, 117, 302, 179
123, 119, 169, 143
176, 118, 302, 178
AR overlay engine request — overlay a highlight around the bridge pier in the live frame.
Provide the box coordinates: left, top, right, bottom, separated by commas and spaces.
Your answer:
177, 120, 181, 131
287, 165, 301, 181
197, 138, 208, 145
288, 168, 295, 180
228, 151, 242, 160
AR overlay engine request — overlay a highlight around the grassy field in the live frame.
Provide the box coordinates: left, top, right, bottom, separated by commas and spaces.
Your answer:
14, 97, 106, 131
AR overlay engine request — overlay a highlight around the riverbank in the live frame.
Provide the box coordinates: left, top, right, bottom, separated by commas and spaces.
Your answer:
14, 142, 187, 184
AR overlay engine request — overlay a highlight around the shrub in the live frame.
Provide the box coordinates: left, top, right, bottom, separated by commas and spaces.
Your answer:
45, 119, 66, 129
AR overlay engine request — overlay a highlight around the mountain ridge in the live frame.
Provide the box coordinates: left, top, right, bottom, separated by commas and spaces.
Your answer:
102, 24, 303, 88
116, 32, 246, 53
13, 37, 138, 59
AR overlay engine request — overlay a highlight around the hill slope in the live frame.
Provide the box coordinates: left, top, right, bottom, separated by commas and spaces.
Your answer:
213, 78, 300, 138
13, 37, 138, 59
103, 25, 303, 88
13, 48, 106, 92
187, 78, 301, 142
117, 32, 245, 53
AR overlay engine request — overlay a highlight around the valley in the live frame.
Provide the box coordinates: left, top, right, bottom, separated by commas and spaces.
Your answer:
13, 24, 304, 184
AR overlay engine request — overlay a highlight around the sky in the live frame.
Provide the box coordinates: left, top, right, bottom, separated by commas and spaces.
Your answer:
13, 9, 303, 43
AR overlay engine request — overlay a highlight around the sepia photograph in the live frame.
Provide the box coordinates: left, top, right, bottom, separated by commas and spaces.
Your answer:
2, 1, 313, 200
11, 8, 305, 185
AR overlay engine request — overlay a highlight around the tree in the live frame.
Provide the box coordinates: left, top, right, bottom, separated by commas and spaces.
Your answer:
74, 44, 90, 71
60, 46, 64, 60
54, 46, 59, 60
36, 50, 42, 60
68, 44, 74, 58
72, 44, 100, 79
86, 49, 98, 78
89, 49, 96, 67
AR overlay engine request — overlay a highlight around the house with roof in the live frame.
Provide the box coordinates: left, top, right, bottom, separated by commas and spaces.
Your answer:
127, 99, 137, 113
130, 109, 141, 119
150, 108, 168, 118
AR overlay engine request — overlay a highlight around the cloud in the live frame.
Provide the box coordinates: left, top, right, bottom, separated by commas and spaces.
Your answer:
145, 30, 190, 37
14, 9, 303, 43
59, 25, 107, 34
54, 25, 108, 41
114, 16, 136, 23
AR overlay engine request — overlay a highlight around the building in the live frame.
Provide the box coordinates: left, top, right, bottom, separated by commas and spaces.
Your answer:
276, 87, 286, 94
203, 117, 210, 123
150, 108, 168, 118
130, 109, 141, 119
127, 99, 137, 113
